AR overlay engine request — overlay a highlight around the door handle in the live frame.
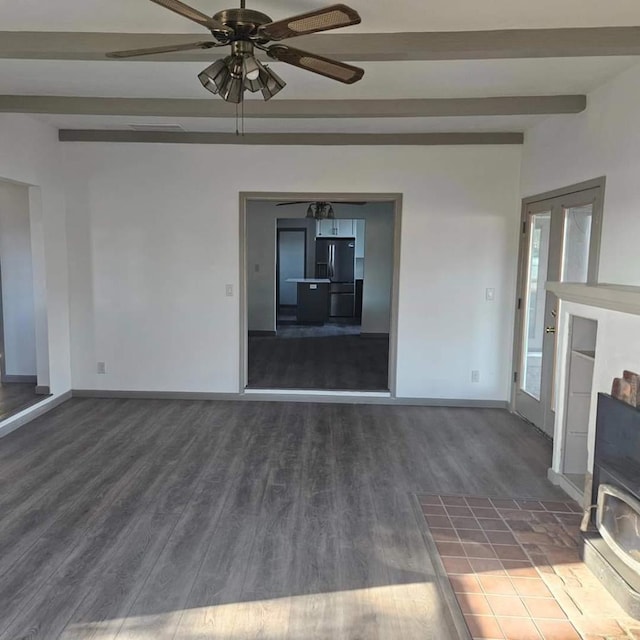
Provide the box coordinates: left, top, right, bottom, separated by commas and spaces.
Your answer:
545, 326, 556, 334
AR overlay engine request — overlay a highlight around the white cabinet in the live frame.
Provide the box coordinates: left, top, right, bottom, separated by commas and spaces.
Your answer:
316, 219, 355, 237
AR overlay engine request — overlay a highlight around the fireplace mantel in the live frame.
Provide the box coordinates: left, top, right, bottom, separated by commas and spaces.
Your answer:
547, 282, 640, 316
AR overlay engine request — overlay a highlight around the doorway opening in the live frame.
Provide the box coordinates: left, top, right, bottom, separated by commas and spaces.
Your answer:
512, 177, 605, 438
240, 193, 402, 395
0, 180, 49, 421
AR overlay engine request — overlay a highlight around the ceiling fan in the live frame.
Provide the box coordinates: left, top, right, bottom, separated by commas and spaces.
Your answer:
107, 0, 365, 104
277, 200, 367, 220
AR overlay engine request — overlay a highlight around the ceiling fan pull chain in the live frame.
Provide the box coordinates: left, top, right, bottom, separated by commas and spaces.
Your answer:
235, 103, 239, 136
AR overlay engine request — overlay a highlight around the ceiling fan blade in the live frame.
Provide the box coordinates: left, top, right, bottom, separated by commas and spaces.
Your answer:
276, 201, 313, 206
106, 41, 215, 59
149, 0, 233, 36
258, 4, 360, 41
267, 45, 364, 84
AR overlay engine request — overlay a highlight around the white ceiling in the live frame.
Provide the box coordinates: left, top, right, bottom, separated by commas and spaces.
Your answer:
1, 1, 639, 134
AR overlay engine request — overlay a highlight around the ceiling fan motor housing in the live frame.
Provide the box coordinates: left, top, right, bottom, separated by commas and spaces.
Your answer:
212, 8, 273, 41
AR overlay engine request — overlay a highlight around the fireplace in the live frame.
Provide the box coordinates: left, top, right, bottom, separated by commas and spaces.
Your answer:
582, 393, 640, 618
597, 484, 640, 575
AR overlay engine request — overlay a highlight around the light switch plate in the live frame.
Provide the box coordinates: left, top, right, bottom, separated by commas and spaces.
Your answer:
226, 284, 234, 297
485, 288, 496, 301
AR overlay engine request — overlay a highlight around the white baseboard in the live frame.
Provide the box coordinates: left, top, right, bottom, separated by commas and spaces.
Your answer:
547, 468, 584, 504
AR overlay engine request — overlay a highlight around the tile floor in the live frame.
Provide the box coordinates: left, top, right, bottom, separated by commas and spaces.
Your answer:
417, 494, 640, 640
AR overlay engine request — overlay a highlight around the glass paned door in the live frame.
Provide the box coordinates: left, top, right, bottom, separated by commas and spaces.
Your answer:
514, 186, 602, 438
521, 212, 551, 400
562, 205, 593, 282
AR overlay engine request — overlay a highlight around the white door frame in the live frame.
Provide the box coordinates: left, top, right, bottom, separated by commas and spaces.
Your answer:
511, 177, 605, 432
239, 192, 403, 397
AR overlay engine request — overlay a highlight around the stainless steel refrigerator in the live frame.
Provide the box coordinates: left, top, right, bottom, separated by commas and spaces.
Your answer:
315, 238, 355, 317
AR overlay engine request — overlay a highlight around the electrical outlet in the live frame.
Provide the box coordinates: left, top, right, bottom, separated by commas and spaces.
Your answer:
97, 362, 106, 375
485, 288, 495, 301
225, 284, 234, 297
471, 370, 480, 383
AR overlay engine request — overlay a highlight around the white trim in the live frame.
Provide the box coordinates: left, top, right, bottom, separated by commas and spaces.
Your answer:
244, 388, 392, 398
239, 192, 402, 398
546, 282, 640, 316
547, 468, 584, 504
0, 391, 72, 439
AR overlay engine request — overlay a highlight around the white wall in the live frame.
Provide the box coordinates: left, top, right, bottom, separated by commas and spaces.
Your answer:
63, 143, 522, 400
521, 60, 640, 285
247, 201, 394, 336
247, 201, 276, 333
0, 181, 36, 377
0, 114, 70, 395
359, 202, 394, 335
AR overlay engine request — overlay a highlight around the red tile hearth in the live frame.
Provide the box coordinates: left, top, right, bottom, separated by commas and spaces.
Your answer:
417, 494, 640, 640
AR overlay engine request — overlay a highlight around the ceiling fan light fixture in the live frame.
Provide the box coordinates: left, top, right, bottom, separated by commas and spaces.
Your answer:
228, 55, 244, 78
198, 58, 230, 94
259, 65, 287, 101
220, 74, 244, 103
243, 55, 261, 82
306, 204, 315, 219
245, 76, 263, 92
327, 204, 335, 219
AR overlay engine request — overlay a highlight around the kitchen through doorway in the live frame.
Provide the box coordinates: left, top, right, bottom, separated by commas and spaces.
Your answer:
242, 195, 401, 394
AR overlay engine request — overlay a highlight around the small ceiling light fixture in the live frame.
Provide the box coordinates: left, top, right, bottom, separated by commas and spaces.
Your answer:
198, 41, 280, 104
306, 202, 335, 220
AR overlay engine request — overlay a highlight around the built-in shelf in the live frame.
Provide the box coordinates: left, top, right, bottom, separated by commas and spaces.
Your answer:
573, 349, 595, 361
561, 316, 598, 489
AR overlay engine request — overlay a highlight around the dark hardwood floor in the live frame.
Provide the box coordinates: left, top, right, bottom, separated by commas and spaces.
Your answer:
0, 398, 565, 638
0, 382, 42, 421
248, 332, 389, 390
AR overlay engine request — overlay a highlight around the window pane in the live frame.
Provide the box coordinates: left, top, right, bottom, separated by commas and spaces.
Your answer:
562, 204, 593, 283
521, 212, 551, 400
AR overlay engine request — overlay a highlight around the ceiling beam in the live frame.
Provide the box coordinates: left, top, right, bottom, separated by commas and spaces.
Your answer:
1, 28, 640, 62
58, 131, 524, 145
0, 95, 586, 118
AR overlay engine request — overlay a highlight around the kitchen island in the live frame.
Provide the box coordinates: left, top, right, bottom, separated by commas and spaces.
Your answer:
286, 278, 330, 324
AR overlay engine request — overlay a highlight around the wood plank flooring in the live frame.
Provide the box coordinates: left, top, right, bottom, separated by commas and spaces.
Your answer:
0, 398, 566, 639
0, 382, 42, 421
248, 334, 389, 390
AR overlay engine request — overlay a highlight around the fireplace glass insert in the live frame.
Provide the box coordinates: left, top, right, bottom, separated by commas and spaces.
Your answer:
598, 484, 640, 575
582, 394, 640, 618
